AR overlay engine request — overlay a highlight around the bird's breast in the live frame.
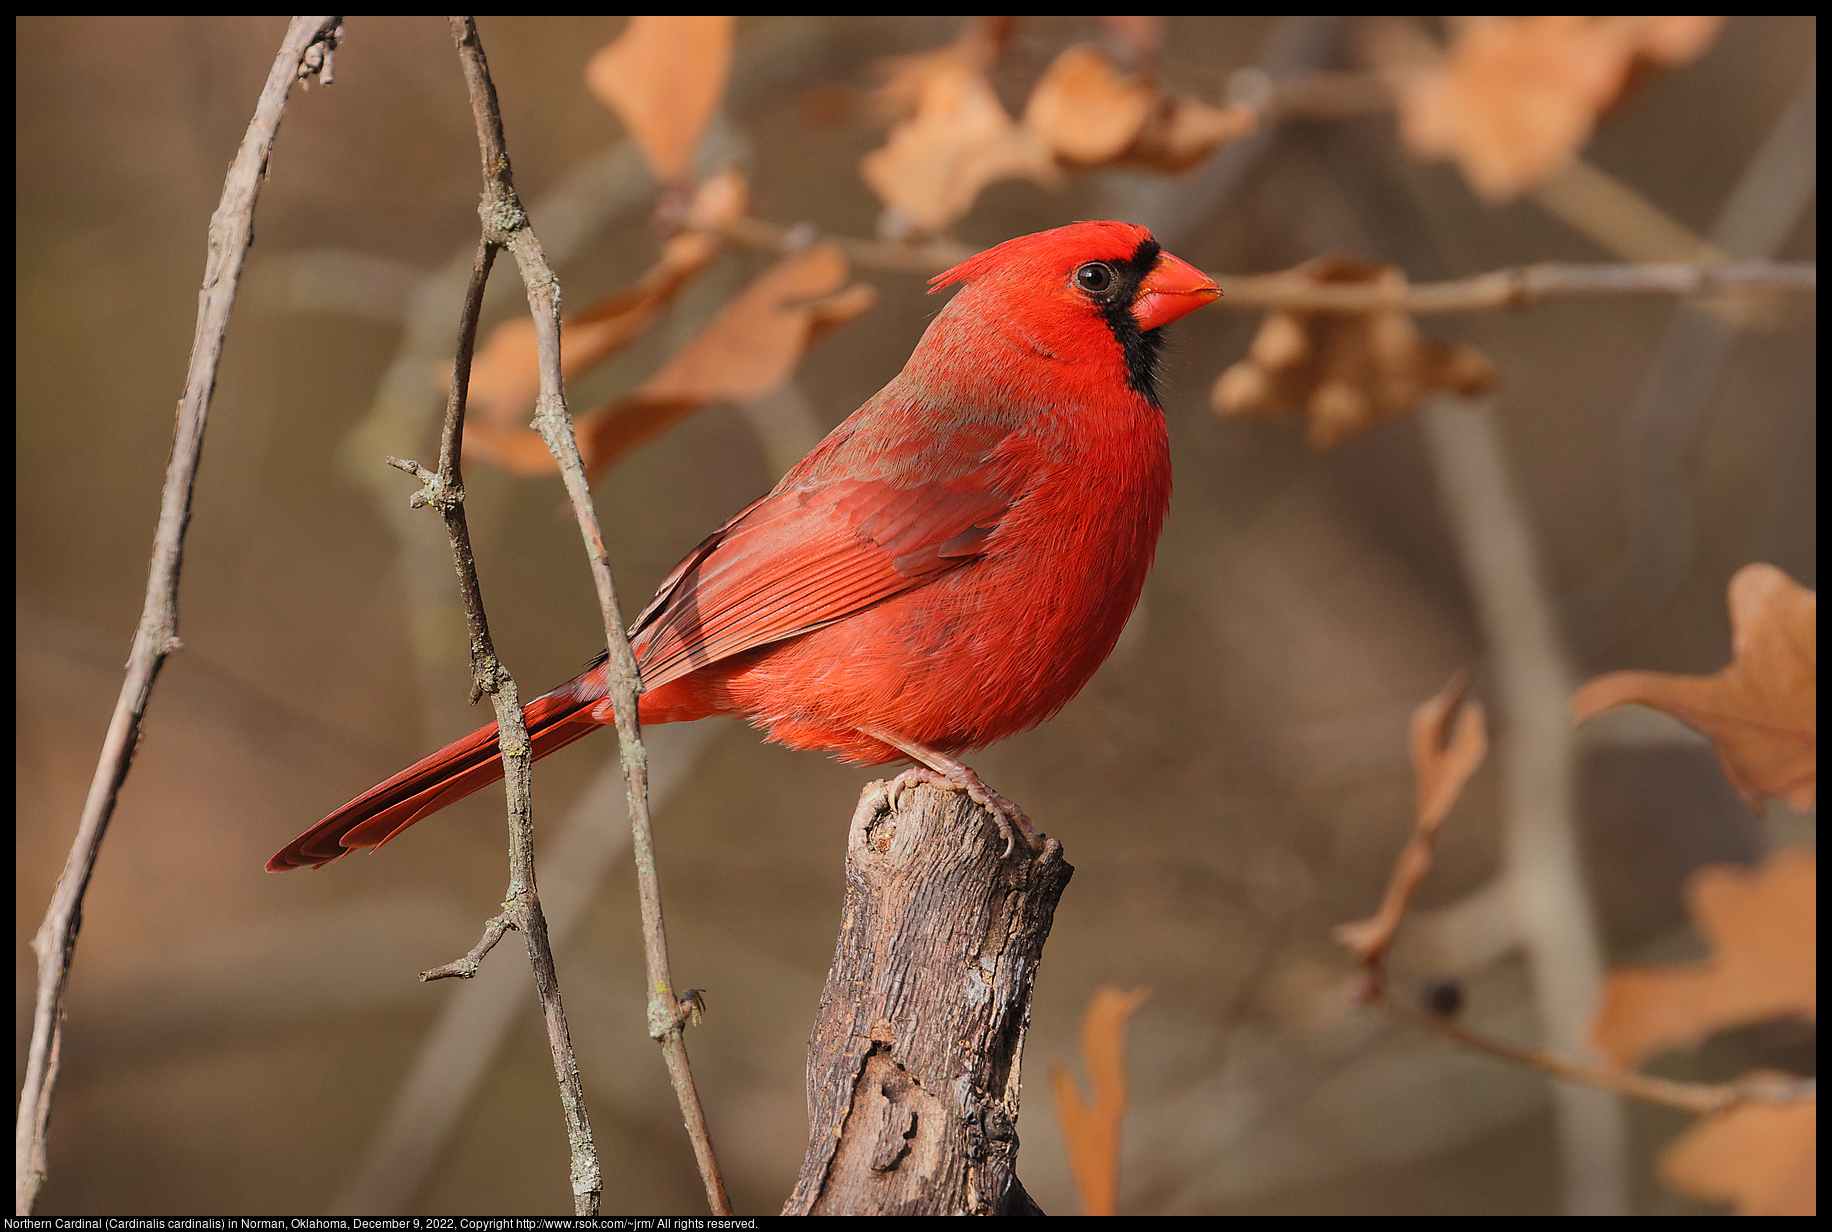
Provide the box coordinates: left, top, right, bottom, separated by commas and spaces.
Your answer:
719, 399, 1171, 759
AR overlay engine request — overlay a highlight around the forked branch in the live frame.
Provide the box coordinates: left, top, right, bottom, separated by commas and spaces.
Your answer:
387, 215, 601, 1213
445, 16, 730, 1215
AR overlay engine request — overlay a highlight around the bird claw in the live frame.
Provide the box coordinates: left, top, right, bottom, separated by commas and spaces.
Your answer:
886, 768, 1044, 859
886, 767, 939, 816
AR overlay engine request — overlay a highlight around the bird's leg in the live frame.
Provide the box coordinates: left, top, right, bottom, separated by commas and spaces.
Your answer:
860, 727, 1045, 857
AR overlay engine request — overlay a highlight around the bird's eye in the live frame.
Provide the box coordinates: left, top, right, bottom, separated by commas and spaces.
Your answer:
1074, 262, 1115, 295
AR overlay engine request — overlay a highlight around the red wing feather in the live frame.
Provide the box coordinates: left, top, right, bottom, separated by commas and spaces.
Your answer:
633, 472, 1013, 693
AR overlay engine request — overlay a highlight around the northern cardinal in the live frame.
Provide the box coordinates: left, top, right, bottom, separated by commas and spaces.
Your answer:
269, 221, 1219, 871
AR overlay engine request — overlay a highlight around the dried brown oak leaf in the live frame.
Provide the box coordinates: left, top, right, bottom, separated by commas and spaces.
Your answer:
1022, 45, 1156, 166
1051, 985, 1150, 1217
1212, 256, 1498, 449
862, 60, 1060, 240
1592, 846, 1815, 1070
1659, 1084, 1816, 1216
1335, 671, 1488, 967
572, 244, 875, 483
1022, 45, 1257, 173
1399, 16, 1725, 202
586, 15, 734, 184
1572, 564, 1816, 813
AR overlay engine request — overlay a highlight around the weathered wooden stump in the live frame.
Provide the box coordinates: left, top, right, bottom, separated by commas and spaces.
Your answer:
783, 779, 1073, 1215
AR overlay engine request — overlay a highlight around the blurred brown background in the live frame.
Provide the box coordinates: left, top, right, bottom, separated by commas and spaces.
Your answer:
16, 15, 1815, 1216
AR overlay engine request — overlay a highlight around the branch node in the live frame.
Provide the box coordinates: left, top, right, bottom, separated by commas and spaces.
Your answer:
297, 22, 343, 88
467, 652, 512, 704
385, 454, 462, 512
647, 996, 683, 1043
481, 194, 528, 244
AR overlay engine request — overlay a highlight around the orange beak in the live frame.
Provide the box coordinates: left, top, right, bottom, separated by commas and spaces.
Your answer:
1131, 252, 1221, 331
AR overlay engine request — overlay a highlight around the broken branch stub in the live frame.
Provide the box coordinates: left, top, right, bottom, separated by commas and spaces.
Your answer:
784, 781, 1071, 1215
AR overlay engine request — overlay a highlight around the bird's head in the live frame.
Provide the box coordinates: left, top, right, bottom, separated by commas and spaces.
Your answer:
926, 221, 1220, 404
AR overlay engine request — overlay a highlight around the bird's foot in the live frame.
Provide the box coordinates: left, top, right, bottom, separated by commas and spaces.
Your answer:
887, 766, 1044, 859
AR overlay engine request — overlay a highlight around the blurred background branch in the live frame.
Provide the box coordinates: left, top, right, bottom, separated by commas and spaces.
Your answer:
1421, 394, 1629, 1214
1563, 67, 1817, 657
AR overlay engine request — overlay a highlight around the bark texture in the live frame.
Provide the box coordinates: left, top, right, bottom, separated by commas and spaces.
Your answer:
784, 780, 1072, 1216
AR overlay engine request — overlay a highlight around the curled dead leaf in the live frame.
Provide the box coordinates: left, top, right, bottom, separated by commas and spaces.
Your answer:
1023, 45, 1257, 175
1659, 1084, 1816, 1215
861, 62, 1060, 240
1411, 672, 1490, 832
1398, 16, 1725, 202
1572, 564, 1816, 813
1213, 256, 1498, 449
586, 15, 734, 184
455, 230, 720, 431
1334, 671, 1488, 966
1121, 92, 1258, 174
866, 34, 1251, 237
1592, 847, 1815, 1070
1050, 985, 1149, 1217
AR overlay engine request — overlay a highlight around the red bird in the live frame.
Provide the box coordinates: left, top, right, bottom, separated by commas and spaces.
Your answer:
269, 221, 1219, 871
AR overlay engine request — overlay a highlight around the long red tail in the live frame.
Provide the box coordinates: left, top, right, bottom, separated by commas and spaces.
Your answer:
267, 687, 605, 871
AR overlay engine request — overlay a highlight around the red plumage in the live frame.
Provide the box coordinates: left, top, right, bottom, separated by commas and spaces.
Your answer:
269, 221, 1219, 871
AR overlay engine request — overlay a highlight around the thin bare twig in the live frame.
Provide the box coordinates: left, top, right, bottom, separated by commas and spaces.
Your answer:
392, 224, 603, 1212
711, 215, 1815, 311
335, 19, 830, 767
1381, 1000, 1817, 1117
717, 213, 974, 274
13, 16, 343, 1217
384, 37, 608, 1214
446, 17, 730, 1215
1216, 260, 1814, 313
420, 910, 516, 982
1341, 741, 1817, 1122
